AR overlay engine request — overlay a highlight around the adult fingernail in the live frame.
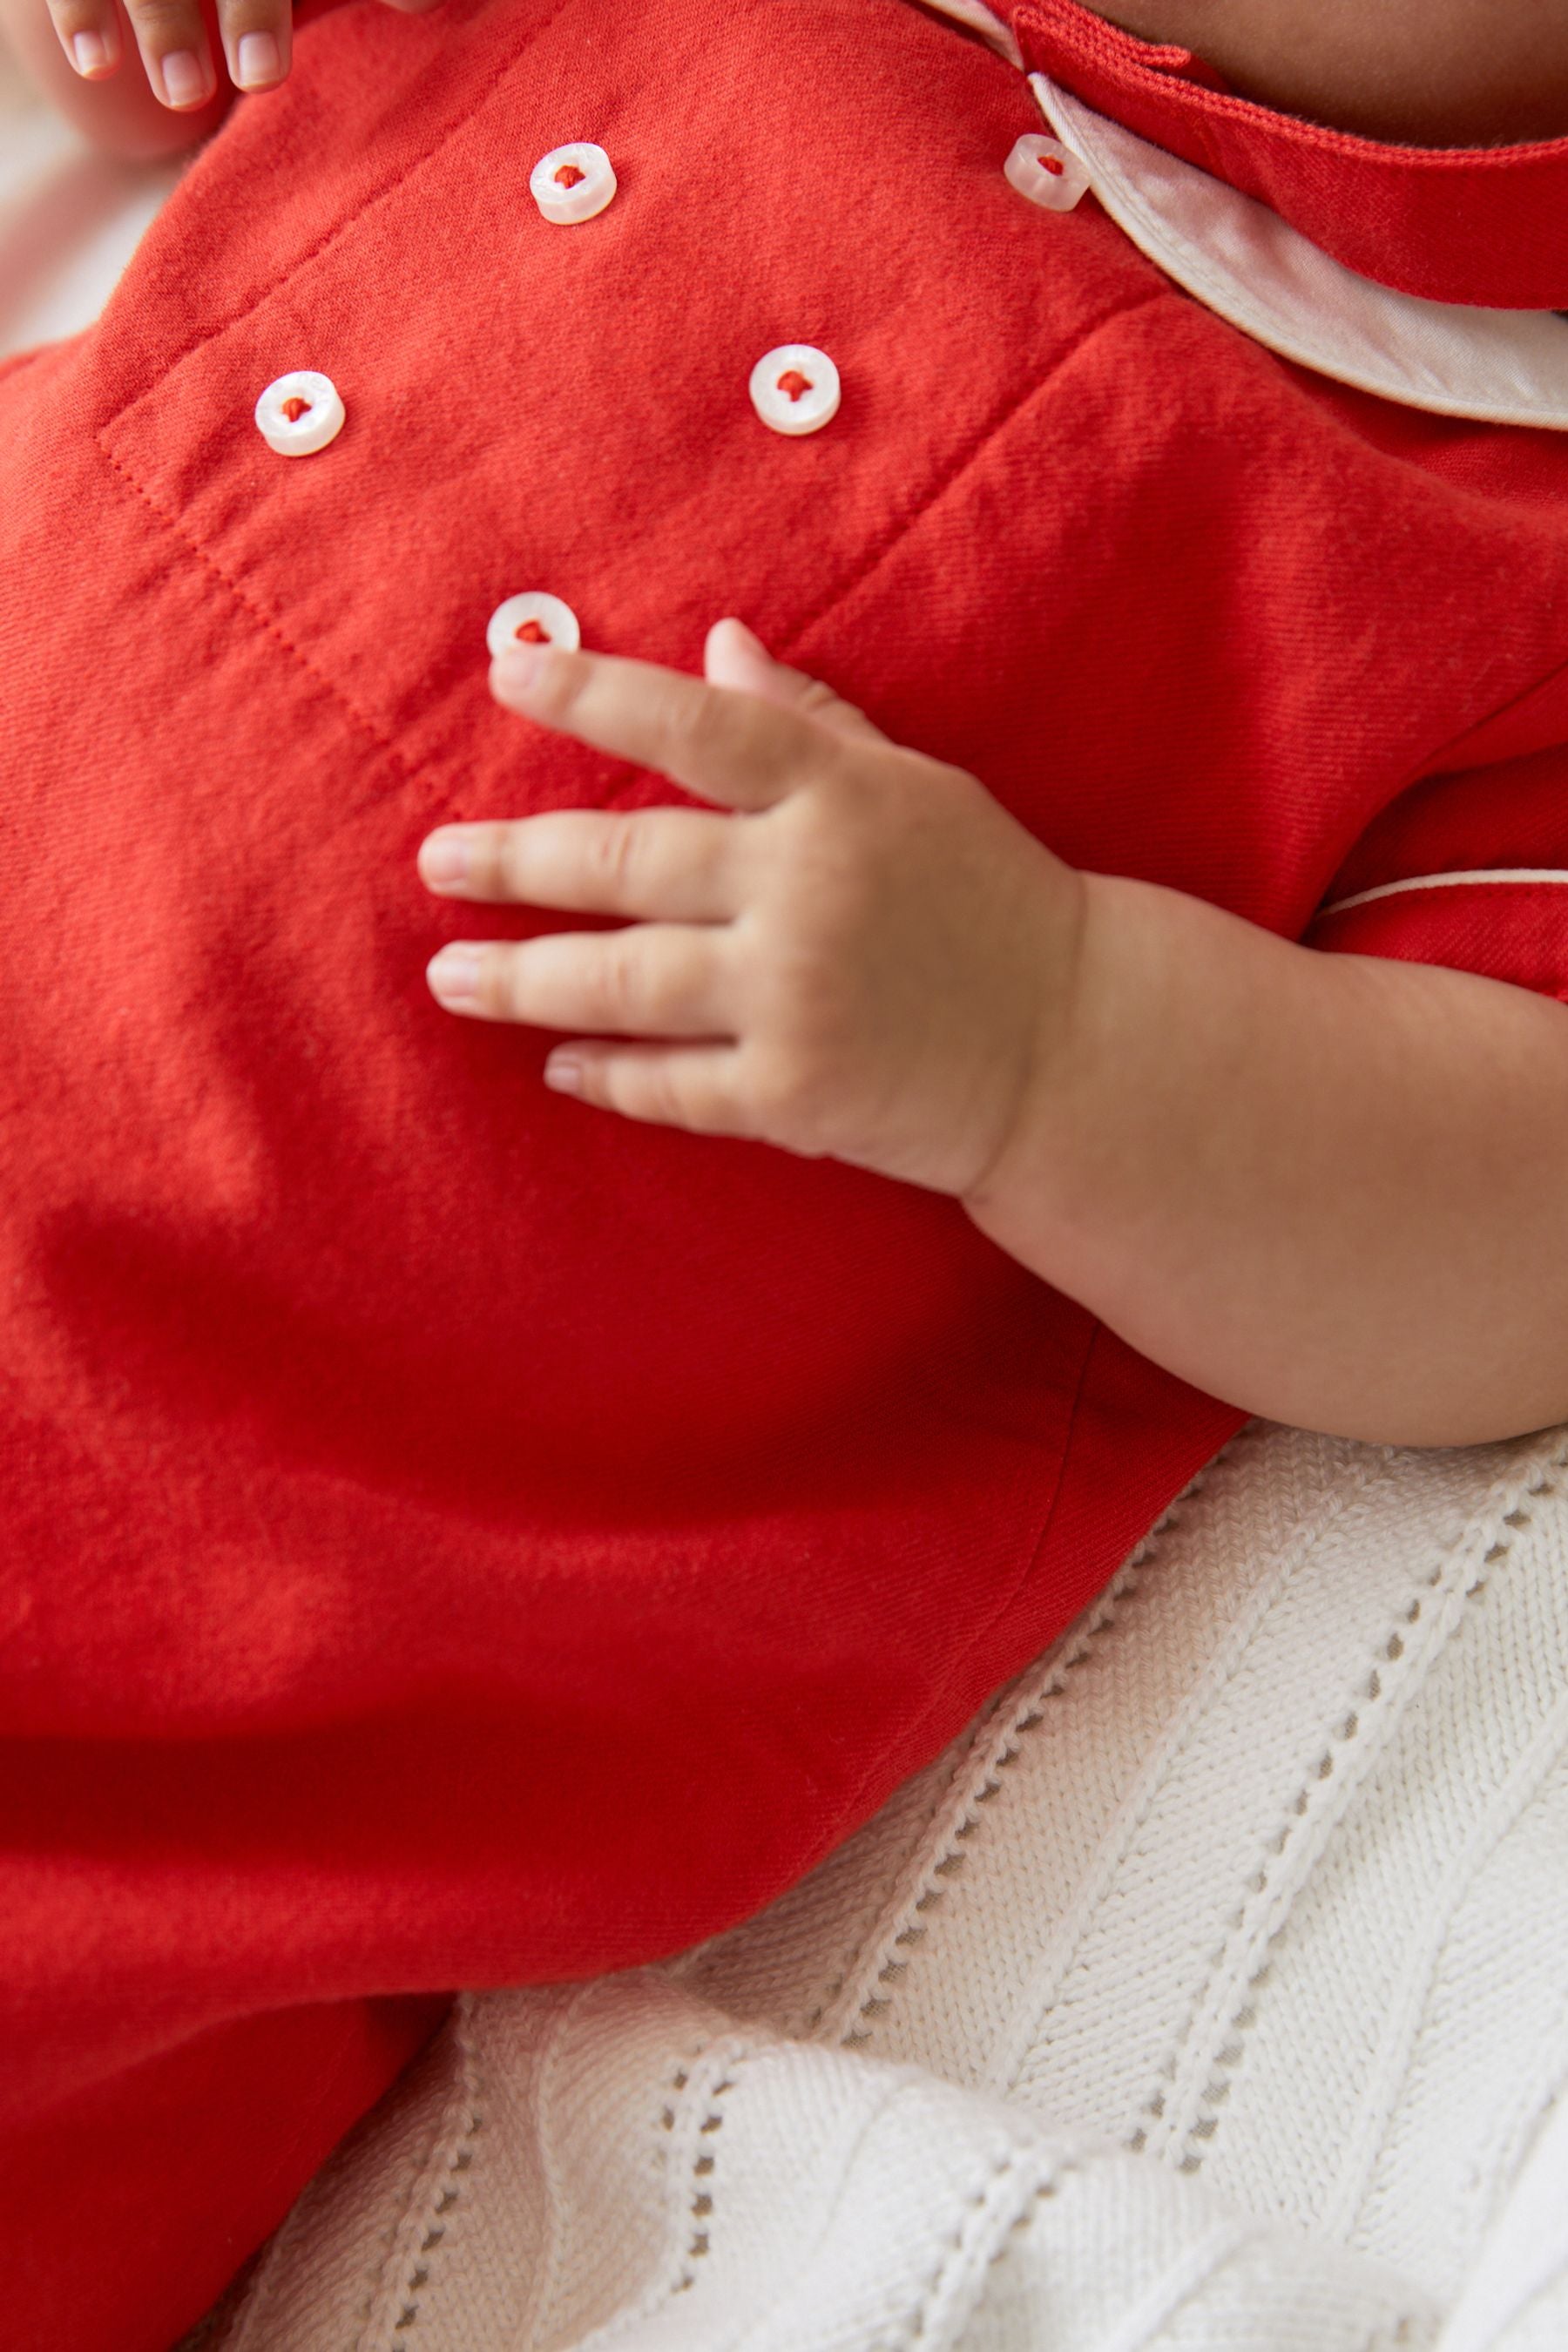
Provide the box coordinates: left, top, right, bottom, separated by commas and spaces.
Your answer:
420, 832, 470, 889
71, 30, 111, 74
159, 48, 210, 105
427, 944, 483, 1005
236, 30, 281, 85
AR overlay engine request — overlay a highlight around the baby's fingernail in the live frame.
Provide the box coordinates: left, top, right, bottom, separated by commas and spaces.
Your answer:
544, 1053, 584, 1094
491, 645, 545, 703
427, 944, 483, 1005
723, 617, 766, 653
420, 832, 470, 889
235, 30, 282, 86
159, 48, 210, 105
71, 30, 111, 75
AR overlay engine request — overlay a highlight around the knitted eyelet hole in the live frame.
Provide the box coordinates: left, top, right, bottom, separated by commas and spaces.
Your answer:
662, 2055, 744, 2297
514, 618, 551, 644
280, 395, 311, 422
553, 163, 585, 187
775, 369, 813, 402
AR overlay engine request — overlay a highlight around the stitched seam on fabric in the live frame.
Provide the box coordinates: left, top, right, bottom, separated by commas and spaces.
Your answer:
358, 1990, 484, 2349
96, 438, 416, 785
776, 287, 1171, 671
416, 286, 1178, 817
1151, 1433, 1568, 2179
98, 0, 582, 422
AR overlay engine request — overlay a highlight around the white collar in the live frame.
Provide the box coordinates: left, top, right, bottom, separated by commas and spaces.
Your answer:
914, 0, 1568, 430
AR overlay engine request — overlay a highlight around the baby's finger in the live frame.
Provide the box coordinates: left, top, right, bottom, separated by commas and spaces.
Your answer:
490, 646, 841, 813
419, 808, 747, 922
426, 925, 737, 1038
214, 0, 290, 91
44, 0, 124, 82
542, 1043, 754, 1138
120, 0, 217, 105
702, 618, 888, 744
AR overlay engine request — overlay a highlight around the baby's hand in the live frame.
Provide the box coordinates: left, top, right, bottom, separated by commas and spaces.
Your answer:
44, 0, 438, 114
418, 619, 1085, 1202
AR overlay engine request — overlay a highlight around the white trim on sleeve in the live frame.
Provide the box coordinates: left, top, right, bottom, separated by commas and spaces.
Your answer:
1316, 869, 1568, 920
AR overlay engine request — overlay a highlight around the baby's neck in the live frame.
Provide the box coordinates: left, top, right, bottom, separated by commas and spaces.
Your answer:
1083, 0, 1568, 146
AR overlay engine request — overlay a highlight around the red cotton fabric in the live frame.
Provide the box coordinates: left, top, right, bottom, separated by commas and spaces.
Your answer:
3, 0, 1568, 2343
1010, 0, 1568, 308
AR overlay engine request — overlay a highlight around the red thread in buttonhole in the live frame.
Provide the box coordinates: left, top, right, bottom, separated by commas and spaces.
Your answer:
554, 164, 586, 188
1039, 154, 1065, 176
281, 396, 311, 422
776, 370, 812, 402
515, 620, 551, 645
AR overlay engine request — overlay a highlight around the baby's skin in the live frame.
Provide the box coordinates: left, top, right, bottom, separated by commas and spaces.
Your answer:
9, 0, 1568, 1448
413, 618, 1568, 1452
10, 0, 1568, 142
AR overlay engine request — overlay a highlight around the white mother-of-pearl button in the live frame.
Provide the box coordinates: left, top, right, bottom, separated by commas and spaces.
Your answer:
749, 345, 841, 436
530, 143, 617, 224
486, 592, 582, 660
1004, 133, 1091, 212
253, 370, 346, 456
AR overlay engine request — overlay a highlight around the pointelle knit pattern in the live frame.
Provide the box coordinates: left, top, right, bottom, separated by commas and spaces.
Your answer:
191, 1416, 1568, 2350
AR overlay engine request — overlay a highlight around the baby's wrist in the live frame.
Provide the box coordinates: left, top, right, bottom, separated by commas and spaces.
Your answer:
957, 857, 1108, 1238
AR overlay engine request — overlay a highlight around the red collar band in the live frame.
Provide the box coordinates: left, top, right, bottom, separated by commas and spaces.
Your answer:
1010, 0, 1568, 308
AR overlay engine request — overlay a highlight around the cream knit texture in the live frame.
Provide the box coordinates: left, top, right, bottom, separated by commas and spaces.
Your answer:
199, 1420, 1568, 2352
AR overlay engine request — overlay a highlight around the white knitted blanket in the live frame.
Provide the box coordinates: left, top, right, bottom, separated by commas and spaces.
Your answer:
199, 1418, 1568, 2351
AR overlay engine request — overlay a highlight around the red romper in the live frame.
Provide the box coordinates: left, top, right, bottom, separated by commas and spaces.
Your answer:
3, 0, 1568, 2341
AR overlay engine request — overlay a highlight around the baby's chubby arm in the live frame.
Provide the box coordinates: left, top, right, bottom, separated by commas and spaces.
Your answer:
420, 622, 1568, 1450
